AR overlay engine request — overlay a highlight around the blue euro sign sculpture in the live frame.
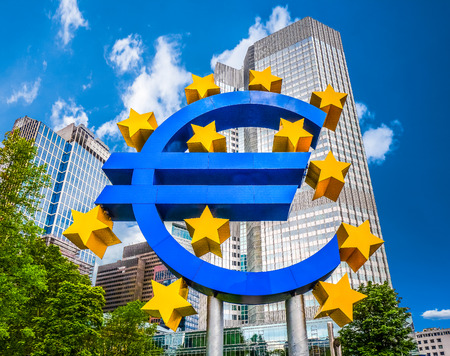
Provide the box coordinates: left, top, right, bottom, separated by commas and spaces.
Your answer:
96, 91, 341, 304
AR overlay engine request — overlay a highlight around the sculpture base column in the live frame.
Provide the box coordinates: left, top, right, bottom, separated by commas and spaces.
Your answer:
206, 295, 223, 356
286, 294, 309, 356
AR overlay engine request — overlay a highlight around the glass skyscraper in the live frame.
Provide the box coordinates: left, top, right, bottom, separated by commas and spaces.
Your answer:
13, 116, 110, 277
212, 16, 391, 325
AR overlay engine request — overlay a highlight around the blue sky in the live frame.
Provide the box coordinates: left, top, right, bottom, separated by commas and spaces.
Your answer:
1, 0, 449, 331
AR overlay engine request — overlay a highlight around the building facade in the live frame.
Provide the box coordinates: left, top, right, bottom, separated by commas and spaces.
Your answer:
416, 328, 450, 356
96, 237, 200, 331
13, 117, 110, 277
154, 319, 338, 355
212, 16, 391, 324
95, 242, 158, 311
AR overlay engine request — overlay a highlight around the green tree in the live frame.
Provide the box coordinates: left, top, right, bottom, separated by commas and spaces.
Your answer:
0, 130, 106, 355
100, 300, 163, 355
0, 130, 50, 353
339, 281, 416, 356
33, 281, 105, 356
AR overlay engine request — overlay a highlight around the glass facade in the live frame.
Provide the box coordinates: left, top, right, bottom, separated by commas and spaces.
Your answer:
212, 17, 391, 325
154, 320, 337, 355
13, 117, 110, 277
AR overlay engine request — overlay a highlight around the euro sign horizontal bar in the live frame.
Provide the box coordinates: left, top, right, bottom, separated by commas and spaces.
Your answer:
103, 152, 310, 186
96, 185, 299, 221
98, 152, 310, 221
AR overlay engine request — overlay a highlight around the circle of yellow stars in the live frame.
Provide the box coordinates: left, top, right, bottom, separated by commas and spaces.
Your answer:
63, 67, 382, 329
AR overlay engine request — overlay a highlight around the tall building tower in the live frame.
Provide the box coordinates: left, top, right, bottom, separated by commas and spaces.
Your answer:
214, 17, 391, 325
13, 116, 110, 277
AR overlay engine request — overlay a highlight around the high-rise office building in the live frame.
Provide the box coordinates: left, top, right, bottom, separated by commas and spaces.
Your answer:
13, 116, 110, 277
212, 17, 391, 325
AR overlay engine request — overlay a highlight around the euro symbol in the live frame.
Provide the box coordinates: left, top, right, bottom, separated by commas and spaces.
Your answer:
96, 91, 341, 304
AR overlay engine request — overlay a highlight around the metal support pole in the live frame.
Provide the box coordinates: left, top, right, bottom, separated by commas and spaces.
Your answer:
206, 295, 223, 356
327, 322, 336, 356
327, 321, 342, 356
286, 294, 309, 356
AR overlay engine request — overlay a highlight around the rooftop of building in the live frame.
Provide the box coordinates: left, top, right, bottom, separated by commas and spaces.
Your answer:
417, 327, 450, 333
14, 116, 110, 163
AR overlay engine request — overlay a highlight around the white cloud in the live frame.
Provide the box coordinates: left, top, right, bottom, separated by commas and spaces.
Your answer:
54, 0, 88, 46
108, 34, 143, 74
43, 60, 48, 71
210, 5, 294, 70
422, 309, 450, 320
355, 101, 374, 122
51, 99, 89, 131
99, 222, 146, 265
97, 35, 191, 140
7, 78, 41, 105
96, 118, 121, 140
357, 102, 401, 165
362, 124, 394, 164
265, 5, 293, 33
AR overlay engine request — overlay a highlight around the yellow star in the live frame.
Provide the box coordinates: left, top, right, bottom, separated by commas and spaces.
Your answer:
141, 279, 197, 332
184, 206, 230, 258
313, 273, 367, 327
184, 74, 220, 104
272, 118, 313, 152
187, 121, 227, 152
310, 84, 348, 131
248, 67, 282, 93
117, 108, 158, 152
305, 151, 351, 201
63, 206, 121, 259
337, 220, 384, 273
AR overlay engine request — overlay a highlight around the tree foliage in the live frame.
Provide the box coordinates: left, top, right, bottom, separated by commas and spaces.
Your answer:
99, 300, 162, 356
0, 131, 105, 355
339, 281, 416, 356
33, 281, 105, 356
0, 130, 161, 354
0, 130, 51, 353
